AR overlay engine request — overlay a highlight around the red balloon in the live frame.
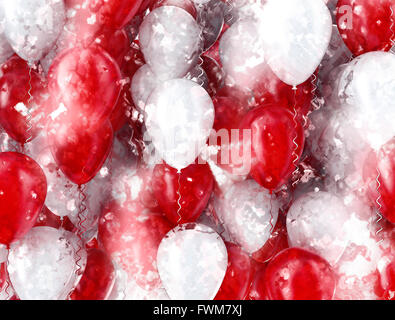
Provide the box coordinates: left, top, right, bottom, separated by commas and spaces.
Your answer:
138, 0, 154, 14
109, 85, 131, 132
47, 119, 113, 185
336, 0, 395, 56
66, 0, 143, 32
69, 248, 115, 300
0, 56, 48, 144
95, 29, 130, 66
0, 152, 47, 246
120, 43, 146, 77
251, 215, 289, 264
263, 248, 336, 300
98, 200, 172, 290
34, 206, 62, 229
109, 43, 145, 132
215, 243, 254, 300
363, 138, 395, 224
0, 263, 7, 294
152, 162, 214, 225
246, 265, 269, 300
239, 105, 305, 191
202, 56, 225, 98
48, 46, 121, 129
253, 71, 316, 120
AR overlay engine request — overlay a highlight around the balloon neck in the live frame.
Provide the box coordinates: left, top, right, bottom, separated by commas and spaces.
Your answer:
292, 85, 297, 91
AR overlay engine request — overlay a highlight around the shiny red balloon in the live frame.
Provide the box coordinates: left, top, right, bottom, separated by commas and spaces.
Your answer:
213, 96, 249, 133
95, 29, 130, 66
202, 56, 225, 97
48, 46, 121, 129
363, 138, 395, 224
0, 152, 47, 246
69, 248, 115, 300
215, 243, 254, 300
239, 105, 305, 191
0, 56, 48, 144
247, 265, 269, 300
109, 43, 145, 132
47, 119, 113, 185
66, 0, 143, 32
253, 71, 316, 120
252, 215, 289, 264
336, 0, 395, 56
263, 248, 337, 300
152, 162, 214, 225
99, 200, 172, 290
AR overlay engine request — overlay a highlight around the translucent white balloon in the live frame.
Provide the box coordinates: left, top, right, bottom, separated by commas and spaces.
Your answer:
35, 147, 80, 218
219, 19, 267, 91
108, 266, 170, 300
8, 226, 86, 300
131, 64, 162, 113
139, 6, 201, 79
337, 51, 395, 151
145, 79, 214, 170
68, 160, 113, 232
258, 0, 332, 86
132, 64, 209, 113
213, 179, 279, 254
1, 0, 65, 63
157, 223, 227, 300
26, 133, 80, 218
287, 191, 350, 265
0, 6, 13, 65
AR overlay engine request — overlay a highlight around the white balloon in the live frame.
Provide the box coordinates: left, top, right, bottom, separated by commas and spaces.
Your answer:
145, 78, 214, 170
25, 132, 79, 218
287, 191, 350, 265
139, 6, 201, 79
219, 19, 267, 91
131, 64, 162, 113
1, 0, 65, 63
132, 64, 209, 113
157, 223, 228, 300
258, 0, 332, 86
8, 226, 86, 300
337, 51, 395, 151
0, 6, 13, 65
213, 179, 279, 254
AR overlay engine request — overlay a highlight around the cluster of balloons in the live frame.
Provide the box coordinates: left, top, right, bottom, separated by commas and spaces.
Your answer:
0, 0, 394, 301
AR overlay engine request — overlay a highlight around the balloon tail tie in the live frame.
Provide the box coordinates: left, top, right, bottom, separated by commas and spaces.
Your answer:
176, 170, 182, 224
375, 168, 384, 244
291, 87, 300, 188
75, 184, 87, 276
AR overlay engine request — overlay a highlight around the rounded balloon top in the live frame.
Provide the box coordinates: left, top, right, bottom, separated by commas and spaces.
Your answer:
1, 0, 66, 63
258, 0, 332, 86
145, 78, 214, 171
139, 5, 201, 79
